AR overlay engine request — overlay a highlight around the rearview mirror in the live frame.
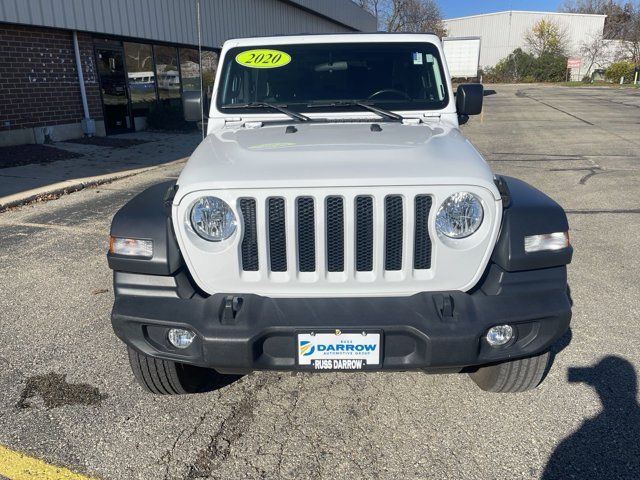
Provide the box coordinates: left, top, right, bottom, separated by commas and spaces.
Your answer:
456, 84, 483, 116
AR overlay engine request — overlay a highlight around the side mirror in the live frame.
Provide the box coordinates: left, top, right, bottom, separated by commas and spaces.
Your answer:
456, 84, 483, 116
182, 90, 205, 122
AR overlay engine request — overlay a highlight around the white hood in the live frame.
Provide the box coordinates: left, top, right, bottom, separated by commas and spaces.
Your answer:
175, 122, 499, 203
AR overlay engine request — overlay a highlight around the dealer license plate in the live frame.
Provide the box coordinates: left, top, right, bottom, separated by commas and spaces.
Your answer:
297, 331, 381, 370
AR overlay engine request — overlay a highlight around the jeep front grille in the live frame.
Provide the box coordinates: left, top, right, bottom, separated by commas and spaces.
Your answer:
267, 197, 287, 272
239, 199, 259, 271
414, 195, 433, 270
297, 197, 316, 273
239, 194, 433, 275
384, 195, 404, 271
326, 196, 345, 272
355, 196, 374, 272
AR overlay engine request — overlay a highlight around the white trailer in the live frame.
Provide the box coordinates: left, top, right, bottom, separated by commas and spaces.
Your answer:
443, 37, 482, 79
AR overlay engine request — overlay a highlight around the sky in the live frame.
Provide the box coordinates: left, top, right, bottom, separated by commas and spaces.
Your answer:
441, 0, 565, 19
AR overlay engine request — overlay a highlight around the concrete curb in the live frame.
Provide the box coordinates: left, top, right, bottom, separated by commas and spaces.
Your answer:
0, 157, 187, 212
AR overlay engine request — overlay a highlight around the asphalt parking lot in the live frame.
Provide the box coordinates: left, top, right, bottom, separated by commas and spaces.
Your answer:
1, 84, 639, 480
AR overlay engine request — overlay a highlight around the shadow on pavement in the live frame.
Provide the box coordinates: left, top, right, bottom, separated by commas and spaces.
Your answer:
537, 328, 573, 385
0, 132, 201, 201
199, 372, 244, 393
0, 144, 83, 168
542, 356, 640, 480
185, 364, 244, 394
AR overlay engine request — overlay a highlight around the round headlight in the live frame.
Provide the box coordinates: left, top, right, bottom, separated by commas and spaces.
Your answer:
435, 192, 484, 239
190, 197, 237, 242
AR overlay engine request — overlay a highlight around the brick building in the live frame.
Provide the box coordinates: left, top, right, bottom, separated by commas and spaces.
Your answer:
1, 26, 103, 145
0, 0, 375, 146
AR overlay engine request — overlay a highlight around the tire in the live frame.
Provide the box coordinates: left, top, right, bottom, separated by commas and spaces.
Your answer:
127, 347, 224, 395
469, 350, 552, 393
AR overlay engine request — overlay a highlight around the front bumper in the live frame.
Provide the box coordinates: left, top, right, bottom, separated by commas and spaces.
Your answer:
111, 266, 571, 373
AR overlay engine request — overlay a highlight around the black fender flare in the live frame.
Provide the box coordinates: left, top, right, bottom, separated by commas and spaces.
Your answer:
107, 181, 182, 275
491, 176, 573, 272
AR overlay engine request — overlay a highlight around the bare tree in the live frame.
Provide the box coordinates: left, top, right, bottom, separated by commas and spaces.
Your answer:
559, 0, 640, 70
580, 33, 613, 75
617, 3, 640, 65
560, 0, 613, 13
560, 0, 635, 39
355, 0, 447, 36
354, 0, 383, 23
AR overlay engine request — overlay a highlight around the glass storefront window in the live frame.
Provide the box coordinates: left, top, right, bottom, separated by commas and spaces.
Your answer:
201, 50, 219, 102
180, 48, 201, 93
123, 42, 156, 117
96, 47, 131, 132
178, 48, 219, 97
155, 45, 181, 104
95, 38, 219, 132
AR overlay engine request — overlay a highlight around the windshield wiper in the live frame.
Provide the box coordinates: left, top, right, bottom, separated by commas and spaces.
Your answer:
306, 100, 404, 122
221, 102, 311, 122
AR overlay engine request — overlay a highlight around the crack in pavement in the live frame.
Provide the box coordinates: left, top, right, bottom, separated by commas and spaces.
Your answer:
160, 406, 217, 480
488, 157, 587, 163
579, 169, 603, 185
516, 90, 594, 125
492, 152, 638, 159
159, 375, 249, 480
489, 151, 624, 186
182, 374, 273, 480
274, 377, 303, 480
548, 166, 607, 185
566, 208, 640, 214
491, 152, 585, 158
516, 89, 640, 148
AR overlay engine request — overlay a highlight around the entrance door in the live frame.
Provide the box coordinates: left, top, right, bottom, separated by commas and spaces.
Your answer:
96, 47, 132, 134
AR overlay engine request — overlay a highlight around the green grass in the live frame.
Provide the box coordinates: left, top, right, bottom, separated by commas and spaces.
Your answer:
482, 81, 639, 88
557, 81, 639, 88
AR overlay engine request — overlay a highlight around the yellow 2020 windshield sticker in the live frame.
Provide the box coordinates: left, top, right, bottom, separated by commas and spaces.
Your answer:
235, 49, 291, 68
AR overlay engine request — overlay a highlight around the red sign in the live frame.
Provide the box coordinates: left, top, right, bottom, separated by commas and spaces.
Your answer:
567, 58, 582, 69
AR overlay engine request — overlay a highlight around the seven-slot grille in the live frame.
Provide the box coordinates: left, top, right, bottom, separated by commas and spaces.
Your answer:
240, 194, 433, 276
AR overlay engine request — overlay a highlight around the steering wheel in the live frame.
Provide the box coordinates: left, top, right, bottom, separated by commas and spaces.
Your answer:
367, 89, 412, 100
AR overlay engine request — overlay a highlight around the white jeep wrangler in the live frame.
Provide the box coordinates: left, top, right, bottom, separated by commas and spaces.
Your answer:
108, 34, 572, 394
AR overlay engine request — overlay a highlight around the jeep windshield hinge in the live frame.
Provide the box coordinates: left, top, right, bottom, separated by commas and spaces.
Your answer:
163, 183, 178, 218
421, 113, 441, 120
494, 175, 512, 208
223, 117, 244, 128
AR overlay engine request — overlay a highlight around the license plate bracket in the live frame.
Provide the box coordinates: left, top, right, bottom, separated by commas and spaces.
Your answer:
296, 330, 382, 371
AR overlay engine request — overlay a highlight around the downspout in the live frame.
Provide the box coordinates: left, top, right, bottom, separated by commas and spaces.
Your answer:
73, 31, 96, 136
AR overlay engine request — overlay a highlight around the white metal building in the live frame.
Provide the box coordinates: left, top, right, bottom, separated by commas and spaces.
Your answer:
444, 11, 607, 80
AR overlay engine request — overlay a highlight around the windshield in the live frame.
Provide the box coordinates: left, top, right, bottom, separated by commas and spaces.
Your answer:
217, 42, 449, 115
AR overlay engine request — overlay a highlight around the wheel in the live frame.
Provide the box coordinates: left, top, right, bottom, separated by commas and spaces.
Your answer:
127, 347, 228, 395
468, 350, 552, 393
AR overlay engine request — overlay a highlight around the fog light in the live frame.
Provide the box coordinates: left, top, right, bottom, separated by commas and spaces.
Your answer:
486, 325, 514, 347
168, 328, 196, 349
